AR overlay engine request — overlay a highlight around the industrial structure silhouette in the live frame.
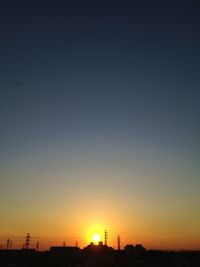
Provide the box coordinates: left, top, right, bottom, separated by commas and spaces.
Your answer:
0, 231, 199, 267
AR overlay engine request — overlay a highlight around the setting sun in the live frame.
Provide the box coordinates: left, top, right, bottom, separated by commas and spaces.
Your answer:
92, 233, 101, 244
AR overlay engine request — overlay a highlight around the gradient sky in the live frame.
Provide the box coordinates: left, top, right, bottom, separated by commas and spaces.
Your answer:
0, 0, 200, 250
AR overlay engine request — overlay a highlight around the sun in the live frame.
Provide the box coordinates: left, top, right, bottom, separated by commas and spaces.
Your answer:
92, 233, 101, 244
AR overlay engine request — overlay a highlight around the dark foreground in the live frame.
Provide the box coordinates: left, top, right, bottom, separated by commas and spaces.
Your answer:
0, 248, 200, 267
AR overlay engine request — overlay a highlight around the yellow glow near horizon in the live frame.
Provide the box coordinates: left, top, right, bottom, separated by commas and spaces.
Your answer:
92, 233, 101, 244
85, 223, 105, 245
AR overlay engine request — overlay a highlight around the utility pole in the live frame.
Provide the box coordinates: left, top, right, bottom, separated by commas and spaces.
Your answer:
9, 240, 12, 250
36, 241, 39, 251
6, 239, 10, 250
104, 230, 108, 246
117, 235, 120, 250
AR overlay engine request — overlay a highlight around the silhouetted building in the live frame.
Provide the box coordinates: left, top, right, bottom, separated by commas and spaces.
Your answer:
50, 246, 80, 256
125, 243, 146, 257
83, 241, 113, 254
125, 244, 135, 254
0, 245, 200, 267
50, 246, 82, 266
83, 242, 115, 266
135, 243, 146, 253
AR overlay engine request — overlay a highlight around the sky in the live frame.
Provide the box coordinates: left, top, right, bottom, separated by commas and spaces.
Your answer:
0, 0, 200, 250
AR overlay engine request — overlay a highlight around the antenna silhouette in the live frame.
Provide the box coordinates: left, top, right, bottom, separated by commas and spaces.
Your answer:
9, 240, 12, 250
117, 235, 120, 250
25, 233, 31, 249
6, 239, 10, 250
104, 230, 108, 246
36, 241, 39, 251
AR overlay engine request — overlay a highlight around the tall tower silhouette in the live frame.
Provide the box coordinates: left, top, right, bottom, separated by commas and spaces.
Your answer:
9, 240, 12, 250
6, 239, 10, 250
25, 233, 31, 249
36, 241, 39, 251
117, 235, 120, 250
104, 230, 108, 246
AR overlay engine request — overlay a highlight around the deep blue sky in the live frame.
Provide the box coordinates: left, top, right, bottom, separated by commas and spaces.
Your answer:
0, 0, 200, 249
